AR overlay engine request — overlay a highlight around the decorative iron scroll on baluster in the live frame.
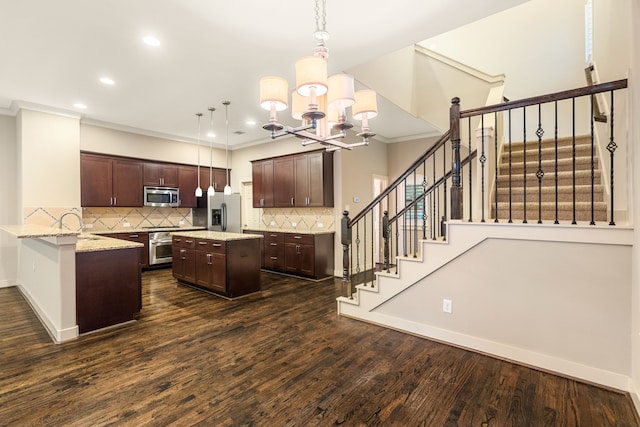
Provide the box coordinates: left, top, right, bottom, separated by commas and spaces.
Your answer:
382, 211, 389, 273
340, 211, 352, 298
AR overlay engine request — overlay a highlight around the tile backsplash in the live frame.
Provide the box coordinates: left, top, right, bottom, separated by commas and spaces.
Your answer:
260, 207, 335, 231
23, 206, 193, 231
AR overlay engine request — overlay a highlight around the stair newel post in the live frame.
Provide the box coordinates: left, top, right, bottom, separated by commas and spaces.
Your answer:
450, 97, 463, 221
382, 210, 390, 273
341, 211, 353, 298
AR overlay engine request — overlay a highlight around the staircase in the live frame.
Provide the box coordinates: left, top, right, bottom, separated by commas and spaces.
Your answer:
492, 135, 607, 223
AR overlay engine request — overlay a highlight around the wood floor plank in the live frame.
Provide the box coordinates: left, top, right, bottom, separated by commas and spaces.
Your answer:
0, 269, 638, 426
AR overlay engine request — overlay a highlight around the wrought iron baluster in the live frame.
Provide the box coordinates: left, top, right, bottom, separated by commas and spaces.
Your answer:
370, 210, 374, 285
572, 97, 577, 225
494, 111, 499, 223
341, 211, 351, 298
590, 94, 595, 225
413, 171, 418, 257
608, 90, 617, 226
394, 187, 399, 273
554, 101, 559, 224
355, 222, 361, 288
522, 107, 528, 224
468, 117, 473, 222
480, 114, 486, 223
535, 103, 544, 224
422, 161, 427, 239
432, 154, 437, 240
382, 210, 389, 272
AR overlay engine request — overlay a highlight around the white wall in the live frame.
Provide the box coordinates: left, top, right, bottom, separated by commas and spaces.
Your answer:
629, 0, 640, 413
376, 236, 632, 388
0, 114, 18, 287
19, 109, 80, 208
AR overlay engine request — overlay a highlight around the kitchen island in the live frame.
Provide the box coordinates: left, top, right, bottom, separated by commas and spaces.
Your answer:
171, 230, 263, 299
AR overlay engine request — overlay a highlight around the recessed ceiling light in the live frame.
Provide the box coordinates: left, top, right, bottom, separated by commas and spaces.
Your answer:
207, 132, 216, 138
143, 36, 160, 47
73, 103, 87, 109
99, 77, 115, 85
246, 120, 256, 126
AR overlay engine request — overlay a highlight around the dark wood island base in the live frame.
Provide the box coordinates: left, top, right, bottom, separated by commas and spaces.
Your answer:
172, 231, 262, 299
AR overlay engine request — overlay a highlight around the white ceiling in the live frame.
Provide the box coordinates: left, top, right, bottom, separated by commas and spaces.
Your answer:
0, 0, 527, 149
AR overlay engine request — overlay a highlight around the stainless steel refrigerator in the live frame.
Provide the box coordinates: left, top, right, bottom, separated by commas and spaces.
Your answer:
208, 193, 241, 233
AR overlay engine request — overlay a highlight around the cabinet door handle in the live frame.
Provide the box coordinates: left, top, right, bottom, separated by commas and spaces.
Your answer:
296, 244, 301, 254
270, 256, 278, 260
212, 243, 222, 247
130, 234, 138, 238
198, 241, 207, 245
207, 253, 212, 264
270, 242, 277, 246
291, 197, 294, 205
175, 238, 182, 243
269, 234, 278, 237
294, 236, 302, 239
186, 239, 193, 244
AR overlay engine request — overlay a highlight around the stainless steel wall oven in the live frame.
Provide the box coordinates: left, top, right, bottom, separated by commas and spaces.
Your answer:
148, 231, 173, 266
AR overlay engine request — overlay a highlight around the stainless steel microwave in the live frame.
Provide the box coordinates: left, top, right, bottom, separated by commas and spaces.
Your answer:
144, 186, 180, 207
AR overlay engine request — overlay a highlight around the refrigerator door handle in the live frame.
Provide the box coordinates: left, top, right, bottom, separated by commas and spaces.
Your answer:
221, 202, 227, 232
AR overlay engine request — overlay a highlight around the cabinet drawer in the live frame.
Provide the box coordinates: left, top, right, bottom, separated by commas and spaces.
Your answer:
264, 246, 285, 271
117, 232, 148, 244
173, 235, 196, 249
285, 233, 314, 245
264, 232, 285, 243
195, 238, 226, 253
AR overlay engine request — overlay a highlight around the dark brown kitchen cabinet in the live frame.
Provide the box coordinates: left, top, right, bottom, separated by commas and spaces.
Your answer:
116, 232, 149, 269
251, 150, 333, 208
252, 159, 274, 207
143, 162, 179, 187
174, 234, 261, 298
284, 233, 315, 277
274, 157, 295, 207
195, 239, 226, 293
76, 247, 141, 333
294, 151, 334, 207
263, 231, 285, 271
178, 166, 198, 208
172, 236, 196, 283
199, 167, 231, 193
81, 153, 143, 207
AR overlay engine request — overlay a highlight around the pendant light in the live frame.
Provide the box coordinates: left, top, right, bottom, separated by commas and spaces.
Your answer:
223, 101, 232, 195
207, 107, 216, 197
194, 113, 203, 197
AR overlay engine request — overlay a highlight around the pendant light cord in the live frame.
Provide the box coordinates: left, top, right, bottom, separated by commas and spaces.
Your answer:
223, 101, 230, 189
196, 113, 202, 188
208, 107, 215, 188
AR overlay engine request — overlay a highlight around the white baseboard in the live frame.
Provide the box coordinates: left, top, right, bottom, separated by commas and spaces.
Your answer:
340, 309, 631, 392
630, 381, 640, 419
16, 284, 78, 343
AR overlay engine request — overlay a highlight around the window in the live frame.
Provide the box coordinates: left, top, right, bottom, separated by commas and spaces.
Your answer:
405, 181, 426, 221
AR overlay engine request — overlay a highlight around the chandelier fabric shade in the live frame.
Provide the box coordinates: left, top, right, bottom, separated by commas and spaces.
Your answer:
259, 76, 288, 111
327, 74, 355, 109
295, 56, 328, 97
352, 89, 378, 120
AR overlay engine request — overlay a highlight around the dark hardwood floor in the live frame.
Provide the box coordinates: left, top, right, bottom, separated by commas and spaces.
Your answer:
0, 269, 638, 426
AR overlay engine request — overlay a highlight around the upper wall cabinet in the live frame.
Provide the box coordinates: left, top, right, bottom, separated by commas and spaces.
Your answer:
81, 153, 143, 207
178, 166, 198, 208
251, 150, 333, 208
143, 162, 179, 187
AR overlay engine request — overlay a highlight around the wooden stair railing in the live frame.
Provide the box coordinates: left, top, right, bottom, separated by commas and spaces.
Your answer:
341, 79, 628, 297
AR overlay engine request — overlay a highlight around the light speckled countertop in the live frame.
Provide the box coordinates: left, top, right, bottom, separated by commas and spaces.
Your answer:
75, 234, 143, 253
242, 228, 335, 235
91, 226, 205, 235
0, 224, 80, 238
171, 230, 263, 241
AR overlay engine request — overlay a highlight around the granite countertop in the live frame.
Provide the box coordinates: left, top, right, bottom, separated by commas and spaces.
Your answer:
0, 224, 80, 238
75, 233, 144, 253
242, 227, 335, 235
171, 230, 264, 241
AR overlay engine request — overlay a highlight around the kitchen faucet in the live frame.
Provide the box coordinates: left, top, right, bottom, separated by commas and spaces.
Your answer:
59, 211, 86, 231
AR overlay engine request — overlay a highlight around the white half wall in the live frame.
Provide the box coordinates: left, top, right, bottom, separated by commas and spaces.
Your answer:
0, 114, 18, 287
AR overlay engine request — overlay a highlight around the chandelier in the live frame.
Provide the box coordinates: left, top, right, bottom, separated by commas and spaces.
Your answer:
259, 0, 378, 151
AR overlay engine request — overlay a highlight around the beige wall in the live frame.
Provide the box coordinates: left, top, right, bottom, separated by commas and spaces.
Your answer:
0, 114, 18, 286
19, 109, 80, 208
629, 0, 640, 412
80, 123, 227, 174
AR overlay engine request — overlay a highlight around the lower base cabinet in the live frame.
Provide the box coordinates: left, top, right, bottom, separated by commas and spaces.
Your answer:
245, 230, 334, 280
76, 247, 141, 333
173, 235, 261, 298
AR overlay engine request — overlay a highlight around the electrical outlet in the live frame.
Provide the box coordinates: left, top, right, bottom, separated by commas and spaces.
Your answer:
317, 222, 323, 228
84, 223, 93, 228
123, 222, 131, 227
442, 299, 452, 314
179, 220, 185, 225
291, 222, 297, 227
